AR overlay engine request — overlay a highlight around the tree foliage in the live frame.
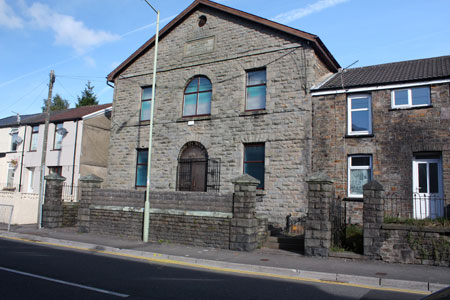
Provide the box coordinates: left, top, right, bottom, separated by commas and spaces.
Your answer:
76, 81, 98, 107
42, 94, 70, 112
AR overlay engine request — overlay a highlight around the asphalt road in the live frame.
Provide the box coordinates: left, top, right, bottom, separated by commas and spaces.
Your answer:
0, 238, 422, 300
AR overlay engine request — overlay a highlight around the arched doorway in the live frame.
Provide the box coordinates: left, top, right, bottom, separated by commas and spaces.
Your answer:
177, 142, 208, 192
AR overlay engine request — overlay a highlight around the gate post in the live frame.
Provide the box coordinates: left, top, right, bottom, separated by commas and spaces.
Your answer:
363, 180, 384, 259
305, 173, 334, 257
78, 174, 103, 233
42, 173, 65, 228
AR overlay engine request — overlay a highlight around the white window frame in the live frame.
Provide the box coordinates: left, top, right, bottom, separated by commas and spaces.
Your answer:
347, 94, 372, 136
391, 86, 430, 109
348, 155, 372, 198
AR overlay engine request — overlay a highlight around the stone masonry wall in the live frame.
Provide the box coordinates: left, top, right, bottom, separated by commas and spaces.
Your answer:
105, 6, 333, 225
312, 83, 450, 222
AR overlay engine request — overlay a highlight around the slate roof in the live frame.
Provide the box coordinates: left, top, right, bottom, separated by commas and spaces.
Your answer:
313, 55, 450, 91
0, 113, 41, 128
107, 0, 340, 81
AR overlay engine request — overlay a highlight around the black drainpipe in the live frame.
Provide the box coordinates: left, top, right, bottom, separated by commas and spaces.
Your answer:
70, 120, 79, 194
18, 126, 27, 192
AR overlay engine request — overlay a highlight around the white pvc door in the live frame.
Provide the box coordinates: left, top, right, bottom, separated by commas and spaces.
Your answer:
412, 159, 443, 219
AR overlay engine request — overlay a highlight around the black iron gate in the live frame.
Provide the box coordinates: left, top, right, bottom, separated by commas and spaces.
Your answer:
176, 158, 220, 192
330, 197, 346, 248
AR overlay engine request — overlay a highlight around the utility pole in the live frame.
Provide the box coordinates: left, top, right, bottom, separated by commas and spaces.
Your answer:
37, 70, 55, 229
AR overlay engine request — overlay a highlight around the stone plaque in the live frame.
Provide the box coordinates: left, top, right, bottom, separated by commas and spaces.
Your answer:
184, 36, 215, 57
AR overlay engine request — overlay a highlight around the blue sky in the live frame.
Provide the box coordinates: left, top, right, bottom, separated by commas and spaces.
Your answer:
1, 0, 449, 119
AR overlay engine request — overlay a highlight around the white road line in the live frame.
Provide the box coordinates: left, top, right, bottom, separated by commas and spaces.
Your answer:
0, 266, 129, 298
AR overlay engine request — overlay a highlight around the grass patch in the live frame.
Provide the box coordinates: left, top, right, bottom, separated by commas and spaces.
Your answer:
384, 217, 450, 228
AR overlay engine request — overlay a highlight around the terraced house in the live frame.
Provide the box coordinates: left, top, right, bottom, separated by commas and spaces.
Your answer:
105, 0, 339, 225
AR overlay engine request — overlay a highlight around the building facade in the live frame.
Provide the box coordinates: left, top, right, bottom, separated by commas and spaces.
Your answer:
105, 0, 339, 225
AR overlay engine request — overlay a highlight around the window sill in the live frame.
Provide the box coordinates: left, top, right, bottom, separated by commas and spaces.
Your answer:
344, 134, 374, 139
176, 115, 212, 122
389, 105, 432, 111
139, 120, 150, 125
28, 150, 37, 152
343, 197, 363, 202
51, 149, 61, 151
240, 110, 267, 117
256, 190, 266, 196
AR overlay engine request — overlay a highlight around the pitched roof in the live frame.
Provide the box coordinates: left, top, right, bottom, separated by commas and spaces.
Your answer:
0, 113, 41, 128
107, 0, 340, 81
19, 104, 112, 126
313, 55, 450, 91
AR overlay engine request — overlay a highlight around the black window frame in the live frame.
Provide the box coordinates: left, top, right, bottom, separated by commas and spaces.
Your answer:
140, 86, 153, 122
245, 68, 267, 112
243, 143, 265, 189
135, 149, 148, 187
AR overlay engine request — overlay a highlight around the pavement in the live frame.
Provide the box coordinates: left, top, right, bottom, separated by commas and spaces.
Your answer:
1, 225, 449, 295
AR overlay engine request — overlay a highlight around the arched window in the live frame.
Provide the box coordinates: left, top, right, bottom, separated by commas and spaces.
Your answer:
183, 76, 211, 116
177, 142, 208, 191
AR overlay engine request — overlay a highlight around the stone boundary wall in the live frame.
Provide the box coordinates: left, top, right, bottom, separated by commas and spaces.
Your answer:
62, 203, 79, 227
379, 224, 450, 266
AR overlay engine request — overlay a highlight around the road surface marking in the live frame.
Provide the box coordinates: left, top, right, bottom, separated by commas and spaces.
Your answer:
0, 266, 129, 298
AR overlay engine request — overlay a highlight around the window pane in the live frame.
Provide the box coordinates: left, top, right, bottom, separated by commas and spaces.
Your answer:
244, 163, 264, 189
394, 90, 409, 106
412, 87, 430, 106
351, 97, 369, 109
136, 165, 147, 186
352, 156, 370, 166
198, 77, 211, 92
11, 133, 18, 151
140, 100, 151, 121
137, 150, 148, 164
429, 163, 439, 194
31, 133, 38, 150
351, 110, 369, 132
248, 70, 266, 85
350, 169, 371, 195
183, 94, 197, 116
246, 86, 266, 110
197, 92, 211, 115
142, 87, 152, 100
418, 163, 427, 193
55, 124, 63, 149
245, 145, 264, 161
185, 79, 198, 94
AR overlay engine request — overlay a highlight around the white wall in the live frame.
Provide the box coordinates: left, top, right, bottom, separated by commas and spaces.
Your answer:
0, 191, 39, 225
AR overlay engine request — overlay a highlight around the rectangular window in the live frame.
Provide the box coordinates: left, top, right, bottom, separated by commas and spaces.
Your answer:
10, 131, 19, 151
53, 123, 63, 150
392, 86, 430, 108
136, 149, 148, 187
30, 125, 39, 151
244, 143, 265, 189
48, 166, 62, 176
348, 155, 372, 197
347, 94, 372, 135
140, 87, 152, 121
246, 69, 266, 111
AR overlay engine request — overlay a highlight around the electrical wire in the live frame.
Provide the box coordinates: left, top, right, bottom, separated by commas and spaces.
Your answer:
1, 79, 48, 112
56, 78, 77, 102
22, 83, 48, 114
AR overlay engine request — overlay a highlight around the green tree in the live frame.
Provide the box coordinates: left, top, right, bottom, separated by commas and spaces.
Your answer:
76, 81, 98, 107
42, 94, 70, 112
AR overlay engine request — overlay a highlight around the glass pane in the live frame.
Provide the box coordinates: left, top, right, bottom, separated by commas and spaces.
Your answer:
33, 126, 39, 133
244, 162, 264, 188
351, 110, 369, 132
11, 133, 18, 151
246, 86, 266, 110
140, 100, 151, 121
244, 145, 264, 162
185, 79, 198, 94
198, 77, 212, 92
55, 135, 62, 149
142, 87, 152, 100
197, 92, 211, 115
350, 169, 371, 195
412, 87, 430, 106
248, 70, 266, 85
418, 163, 427, 193
351, 156, 370, 166
351, 97, 369, 109
429, 163, 439, 194
183, 94, 197, 116
394, 90, 409, 106
137, 150, 148, 164
136, 165, 147, 186
31, 134, 38, 150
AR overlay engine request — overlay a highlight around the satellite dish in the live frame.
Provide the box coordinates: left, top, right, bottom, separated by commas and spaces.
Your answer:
56, 127, 68, 136
16, 136, 23, 144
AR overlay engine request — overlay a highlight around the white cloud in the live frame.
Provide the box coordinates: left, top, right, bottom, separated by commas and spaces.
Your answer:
0, 0, 24, 29
27, 2, 119, 54
272, 0, 350, 23
83, 56, 96, 68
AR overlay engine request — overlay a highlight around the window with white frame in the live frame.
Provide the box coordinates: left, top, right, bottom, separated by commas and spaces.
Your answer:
391, 86, 430, 108
348, 155, 372, 197
347, 94, 372, 135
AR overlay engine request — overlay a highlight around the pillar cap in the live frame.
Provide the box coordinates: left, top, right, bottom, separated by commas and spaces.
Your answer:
363, 180, 384, 191
44, 173, 66, 181
79, 174, 104, 183
306, 172, 333, 183
232, 174, 260, 185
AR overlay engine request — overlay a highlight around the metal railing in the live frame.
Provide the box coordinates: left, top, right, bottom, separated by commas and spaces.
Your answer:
384, 193, 448, 220
61, 183, 80, 202
0, 204, 14, 232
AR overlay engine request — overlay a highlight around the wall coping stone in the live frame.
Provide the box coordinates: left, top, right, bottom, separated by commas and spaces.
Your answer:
382, 223, 450, 234
80, 174, 104, 183
363, 180, 383, 191
44, 173, 66, 181
306, 172, 333, 183
232, 174, 260, 185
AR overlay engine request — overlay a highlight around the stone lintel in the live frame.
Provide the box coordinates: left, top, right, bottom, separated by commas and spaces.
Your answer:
306, 172, 333, 183
231, 174, 260, 186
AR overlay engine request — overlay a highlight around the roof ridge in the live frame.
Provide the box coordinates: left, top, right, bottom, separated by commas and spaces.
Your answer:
346, 55, 450, 72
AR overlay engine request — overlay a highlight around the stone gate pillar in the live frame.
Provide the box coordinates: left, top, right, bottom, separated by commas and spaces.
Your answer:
230, 174, 260, 251
78, 174, 103, 233
363, 180, 384, 259
305, 173, 334, 257
42, 173, 66, 228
